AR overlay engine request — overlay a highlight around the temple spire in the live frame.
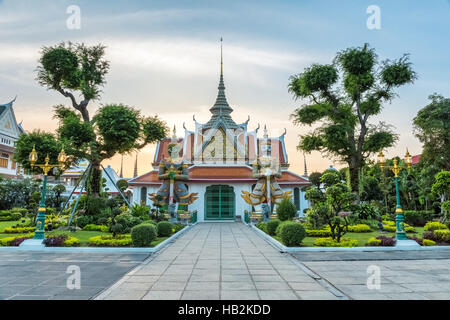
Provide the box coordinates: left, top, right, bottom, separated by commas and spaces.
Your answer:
220, 37, 223, 76
205, 37, 237, 128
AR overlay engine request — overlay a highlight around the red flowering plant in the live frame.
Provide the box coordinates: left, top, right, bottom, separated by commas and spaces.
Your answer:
305, 171, 356, 242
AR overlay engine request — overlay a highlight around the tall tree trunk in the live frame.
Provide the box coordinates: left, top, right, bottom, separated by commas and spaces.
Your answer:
89, 160, 102, 197
349, 165, 360, 194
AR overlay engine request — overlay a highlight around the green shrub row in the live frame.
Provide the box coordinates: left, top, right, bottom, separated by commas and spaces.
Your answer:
424, 221, 448, 231
88, 235, 132, 247
82, 224, 109, 232
314, 237, 358, 247
3, 226, 36, 234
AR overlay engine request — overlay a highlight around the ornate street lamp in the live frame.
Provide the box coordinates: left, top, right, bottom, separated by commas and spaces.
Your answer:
377, 149, 411, 241
28, 146, 67, 240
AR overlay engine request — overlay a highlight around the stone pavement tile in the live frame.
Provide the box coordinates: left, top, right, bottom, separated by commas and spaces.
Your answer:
420, 292, 450, 300
126, 275, 160, 283
52, 295, 90, 300
280, 274, 316, 283
190, 273, 221, 282
336, 284, 412, 295
222, 274, 252, 282
116, 281, 154, 291
186, 281, 219, 291
151, 281, 187, 291
347, 293, 391, 300
400, 283, 448, 292
221, 290, 260, 300
295, 291, 339, 300
254, 282, 290, 290
248, 269, 277, 275
222, 269, 250, 275
181, 290, 220, 300
385, 293, 429, 300
143, 290, 182, 300
246, 263, 274, 270
258, 290, 298, 300
252, 275, 284, 282
104, 289, 147, 300
8, 295, 51, 300
134, 267, 167, 276
288, 282, 324, 291
222, 281, 256, 291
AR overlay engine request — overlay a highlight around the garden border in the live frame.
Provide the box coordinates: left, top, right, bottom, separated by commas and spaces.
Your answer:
0, 222, 197, 253
249, 223, 450, 252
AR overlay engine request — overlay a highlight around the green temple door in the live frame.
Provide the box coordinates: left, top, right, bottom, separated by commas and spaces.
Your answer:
205, 185, 235, 220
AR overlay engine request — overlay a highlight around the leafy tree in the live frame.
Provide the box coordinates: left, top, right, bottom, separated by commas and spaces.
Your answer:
16, 42, 169, 196
305, 171, 357, 241
116, 179, 129, 192
432, 171, 450, 219
308, 172, 322, 189
413, 94, 450, 170
289, 44, 416, 193
0, 177, 41, 210
14, 130, 66, 175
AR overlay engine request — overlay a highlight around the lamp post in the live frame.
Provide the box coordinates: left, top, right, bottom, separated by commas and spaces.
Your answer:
377, 149, 412, 241
28, 145, 67, 240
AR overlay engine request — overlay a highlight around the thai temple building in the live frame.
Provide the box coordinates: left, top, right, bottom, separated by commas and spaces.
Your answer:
0, 97, 25, 178
128, 43, 311, 222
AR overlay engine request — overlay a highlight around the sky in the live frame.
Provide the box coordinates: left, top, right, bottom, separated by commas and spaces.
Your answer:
1, 0, 449, 178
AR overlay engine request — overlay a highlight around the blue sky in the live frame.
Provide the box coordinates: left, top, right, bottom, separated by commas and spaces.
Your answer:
0, 0, 449, 177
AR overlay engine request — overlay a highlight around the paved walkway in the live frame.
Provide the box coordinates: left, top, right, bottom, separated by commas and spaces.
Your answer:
298, 259, 450, 300
0, 252, 148, 300
96, 222, 340, 300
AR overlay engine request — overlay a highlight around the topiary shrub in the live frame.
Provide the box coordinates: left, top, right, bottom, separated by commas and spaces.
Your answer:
424, 221, 448, 231
131, 224, 157, 247
423, 239, 436, 246
157, 221, 172, 237
278, 222, 306, 246
266, 219, 281, 236
276, 197, 297, 221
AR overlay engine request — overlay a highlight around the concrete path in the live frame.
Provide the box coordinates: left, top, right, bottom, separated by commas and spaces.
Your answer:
0, 252, 149, 300
96, 222, 341, 300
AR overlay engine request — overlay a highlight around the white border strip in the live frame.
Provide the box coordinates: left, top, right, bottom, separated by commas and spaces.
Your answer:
250, 224, 450, 252
0, 222, 197, 253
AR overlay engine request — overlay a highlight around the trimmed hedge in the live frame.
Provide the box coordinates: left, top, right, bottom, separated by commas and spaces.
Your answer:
157, 221, 172, 237
423, 239, 436, 246
131, 224, 157, 247
314, 237, 358, 247
266, 219, 281, 236
83, 224, 109, 232
424, 222, 448, 231
4, 226, 36, 234
88, 235, 132, 247
278, 222, 306, 246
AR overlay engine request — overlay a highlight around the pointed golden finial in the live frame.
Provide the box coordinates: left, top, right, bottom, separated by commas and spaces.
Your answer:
220, 37, 223, 76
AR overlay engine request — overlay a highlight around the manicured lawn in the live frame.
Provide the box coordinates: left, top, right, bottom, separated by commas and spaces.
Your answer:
273, 227, 425, 247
